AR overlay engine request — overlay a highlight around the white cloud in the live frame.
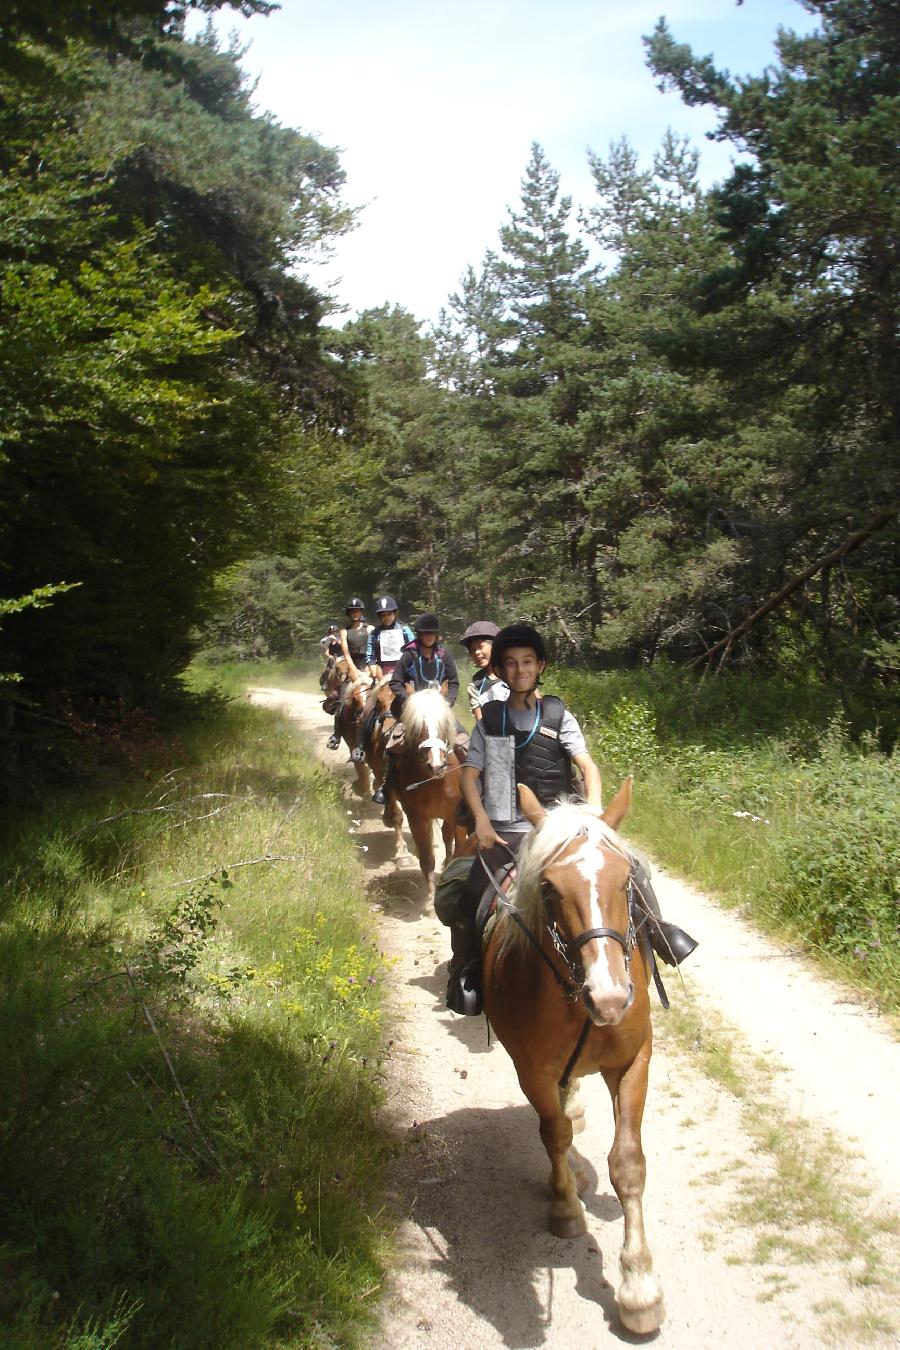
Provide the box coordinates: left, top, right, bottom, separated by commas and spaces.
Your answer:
196, 0, 816, 323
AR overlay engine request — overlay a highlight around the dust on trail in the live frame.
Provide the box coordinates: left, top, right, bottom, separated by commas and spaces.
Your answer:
251, 687, 899, 1348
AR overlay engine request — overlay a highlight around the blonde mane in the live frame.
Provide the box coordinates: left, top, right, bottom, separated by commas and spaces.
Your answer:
400, 688, 457, 748
500, 801, 631, 954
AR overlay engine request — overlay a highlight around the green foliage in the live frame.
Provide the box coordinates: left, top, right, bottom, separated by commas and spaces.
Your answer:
769, 723, 899, 960
197, 556, 316, 663
547, 663, 900, 1009
0, 17, 353, 768
0, 699, 389, 1346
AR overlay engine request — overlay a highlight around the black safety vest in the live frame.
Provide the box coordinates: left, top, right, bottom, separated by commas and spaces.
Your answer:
481, 695, 573, 807
346, 624, 368, 664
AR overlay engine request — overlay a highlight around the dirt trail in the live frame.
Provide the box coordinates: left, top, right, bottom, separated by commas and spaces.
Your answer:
251, 687, 899, 1348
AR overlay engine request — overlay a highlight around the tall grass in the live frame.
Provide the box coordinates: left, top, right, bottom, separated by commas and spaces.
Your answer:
549, 665, 899, 1013
0, 692, 390, 1347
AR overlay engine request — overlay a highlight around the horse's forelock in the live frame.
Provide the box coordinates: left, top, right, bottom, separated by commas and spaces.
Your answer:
401, 689, 455, 746
507, 801, 630, 949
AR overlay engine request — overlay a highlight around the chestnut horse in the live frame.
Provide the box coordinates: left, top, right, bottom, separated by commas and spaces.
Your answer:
359, 674, 412, 864
389, 689, 467, 903
334, 672, 374, 796
482, 778, 665, 1334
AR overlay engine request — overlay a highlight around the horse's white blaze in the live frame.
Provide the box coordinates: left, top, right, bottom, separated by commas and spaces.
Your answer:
569, 838, 630, 1009
420, 708, 446, 771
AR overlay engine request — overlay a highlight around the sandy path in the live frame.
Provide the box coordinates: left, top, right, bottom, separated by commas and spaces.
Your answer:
251, 688, 899, 1348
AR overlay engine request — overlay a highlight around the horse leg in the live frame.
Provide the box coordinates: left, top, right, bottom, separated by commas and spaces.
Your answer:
383, 793, 410, 861
522, 1073, 587, 1238
409, 811, 437, 903
557, 1079, 590, 1195
602, 1040, 665, 1334
440, 814, 455, 867
560, 1076, 586, 1136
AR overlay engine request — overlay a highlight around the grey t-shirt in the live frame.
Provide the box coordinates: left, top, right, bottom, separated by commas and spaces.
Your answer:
466, 699, 587, 835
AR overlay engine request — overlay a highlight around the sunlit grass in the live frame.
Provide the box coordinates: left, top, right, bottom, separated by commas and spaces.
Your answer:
0, 695, 391, 1348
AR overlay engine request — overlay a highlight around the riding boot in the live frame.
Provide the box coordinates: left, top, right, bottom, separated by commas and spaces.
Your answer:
631, 855, 698, 967
372, 757, 395, 806
350, 715, 368, 764
446, 909, 482, 1016
326, 709, 341, 750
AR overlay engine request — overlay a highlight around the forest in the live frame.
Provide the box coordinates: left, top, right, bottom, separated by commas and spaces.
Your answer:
0, 3, 897, 1346
1, 0, 897, 755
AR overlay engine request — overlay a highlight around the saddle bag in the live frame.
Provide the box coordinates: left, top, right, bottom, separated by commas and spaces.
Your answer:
434, 855, 475, 926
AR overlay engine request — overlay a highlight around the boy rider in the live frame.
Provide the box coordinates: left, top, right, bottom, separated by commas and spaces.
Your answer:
326, 598, 372, 751
446, 623, 696, 1015
372, 612, 463, 806
459, 619, 506, 719
350, 595, 414, 765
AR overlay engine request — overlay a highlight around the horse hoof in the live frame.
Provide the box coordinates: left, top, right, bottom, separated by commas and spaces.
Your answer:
619, 1299, 665, 1335
549, 1209, 587, 1239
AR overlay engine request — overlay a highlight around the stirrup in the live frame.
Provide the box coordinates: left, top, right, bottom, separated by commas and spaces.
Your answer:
349, 747, 365, 764
326, 734, 341, 750
652, 921, 698, 967
445, 962, 482, 1016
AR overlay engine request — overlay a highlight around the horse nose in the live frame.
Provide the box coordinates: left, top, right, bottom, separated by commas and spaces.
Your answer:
584, 979, 634, 1026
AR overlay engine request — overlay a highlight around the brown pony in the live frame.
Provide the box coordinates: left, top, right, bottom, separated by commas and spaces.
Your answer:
359, 674, 412, 864
482, 778, 665, 1335
389, 689, 467, 903
334, 673, 374, 796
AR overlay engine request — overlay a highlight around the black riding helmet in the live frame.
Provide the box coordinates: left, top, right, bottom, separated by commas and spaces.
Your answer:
345, 596, 365, 612
490, 623, 547, 671
374, 594, 399, 615
460, 620, 499, 647
414, 611, 440, 634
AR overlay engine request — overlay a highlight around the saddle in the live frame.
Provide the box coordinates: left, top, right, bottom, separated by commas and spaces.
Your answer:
434, 852, 516, 943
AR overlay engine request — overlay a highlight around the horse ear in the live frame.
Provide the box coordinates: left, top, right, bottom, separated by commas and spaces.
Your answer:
517, 783, 546, 827
600, 776, 633, 830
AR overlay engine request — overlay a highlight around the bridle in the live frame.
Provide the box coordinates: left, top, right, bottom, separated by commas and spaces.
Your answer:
542, 878, 638, 992
478, 844, 643, 1088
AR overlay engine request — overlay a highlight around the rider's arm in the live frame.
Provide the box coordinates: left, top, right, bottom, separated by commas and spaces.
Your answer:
572, 751, 603, 811
339, 628, 360, 680
389, 653, 410, 698
443, 651, 459, 707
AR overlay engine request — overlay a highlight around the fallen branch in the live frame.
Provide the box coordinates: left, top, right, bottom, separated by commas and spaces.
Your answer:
73, 793, 243, 837
688, 506, 898, 670
168, 852, 308, 889
124, 964, 222, 1173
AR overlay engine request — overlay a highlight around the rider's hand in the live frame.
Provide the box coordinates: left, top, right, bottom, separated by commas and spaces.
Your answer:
475, 817, 505, 850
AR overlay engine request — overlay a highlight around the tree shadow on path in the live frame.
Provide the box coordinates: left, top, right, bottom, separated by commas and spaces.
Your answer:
390, 1097, 653, 1347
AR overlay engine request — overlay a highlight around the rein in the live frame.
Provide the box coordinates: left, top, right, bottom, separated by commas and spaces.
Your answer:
403, 763, 462, 792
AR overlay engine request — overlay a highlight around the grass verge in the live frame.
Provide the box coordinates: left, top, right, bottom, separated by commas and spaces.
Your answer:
0, 689, 391, 1348
549, 665, 899, 1015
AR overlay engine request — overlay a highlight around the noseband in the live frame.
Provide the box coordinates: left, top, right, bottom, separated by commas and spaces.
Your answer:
543, 879, 638, 990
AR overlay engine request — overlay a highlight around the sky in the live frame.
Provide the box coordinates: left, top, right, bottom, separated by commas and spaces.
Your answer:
194, 0, 818, 325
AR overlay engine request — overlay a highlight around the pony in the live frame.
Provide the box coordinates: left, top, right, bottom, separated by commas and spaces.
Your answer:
334, 672, 374, 796
482, 778, 665, 1334
389, 688, 468, 903
358, 674, 412, 864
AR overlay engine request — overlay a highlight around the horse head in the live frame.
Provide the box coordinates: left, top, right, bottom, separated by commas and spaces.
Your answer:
401, 688, 456, 776
515, 781, 637, 1027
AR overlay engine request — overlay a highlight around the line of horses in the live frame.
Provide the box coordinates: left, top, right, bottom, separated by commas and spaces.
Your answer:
322, 662, 666, 1334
